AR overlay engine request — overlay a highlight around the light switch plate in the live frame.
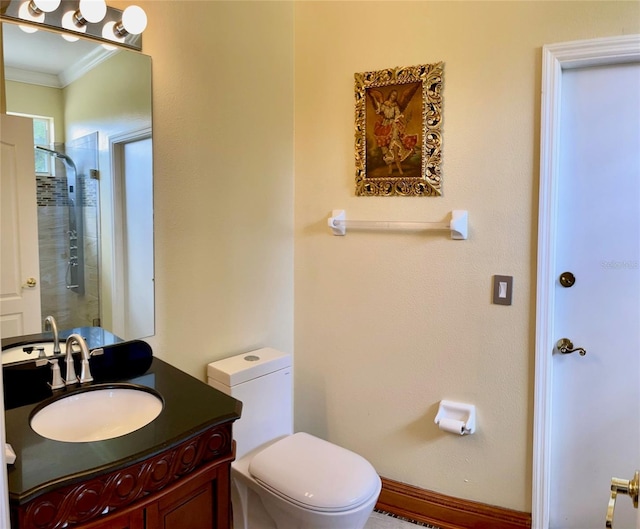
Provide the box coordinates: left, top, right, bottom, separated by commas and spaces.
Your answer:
493, 275, 513, 305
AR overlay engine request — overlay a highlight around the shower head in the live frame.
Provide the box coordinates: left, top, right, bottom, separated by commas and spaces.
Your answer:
35, 145, 71, 162
34, 145, 78, 173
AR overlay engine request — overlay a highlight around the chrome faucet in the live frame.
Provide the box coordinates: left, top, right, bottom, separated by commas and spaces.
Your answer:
64, 333, 94, 385
44, 315, 60, 355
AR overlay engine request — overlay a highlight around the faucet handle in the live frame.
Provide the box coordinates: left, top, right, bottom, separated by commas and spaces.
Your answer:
49, 359, 65, 390
34, 347, 48, 367
65, 360, 78, 385
79, 357, 94, 384
64, 347, 78, 386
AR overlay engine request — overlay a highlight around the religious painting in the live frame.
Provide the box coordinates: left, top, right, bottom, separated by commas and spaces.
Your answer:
354, 63, 444, 196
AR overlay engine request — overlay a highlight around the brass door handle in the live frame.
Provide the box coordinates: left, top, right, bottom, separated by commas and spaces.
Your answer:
606, 470, 638, 528
555, 338, 586, 356
22, 277, 37, 288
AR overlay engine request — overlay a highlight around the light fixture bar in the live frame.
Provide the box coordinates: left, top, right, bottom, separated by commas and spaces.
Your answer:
1, 0, 144, 51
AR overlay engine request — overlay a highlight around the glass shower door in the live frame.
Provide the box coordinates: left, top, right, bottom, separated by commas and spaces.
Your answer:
36, 132, 101, 330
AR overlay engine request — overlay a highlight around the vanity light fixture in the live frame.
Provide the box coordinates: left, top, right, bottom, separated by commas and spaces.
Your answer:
2, 0, 147, 51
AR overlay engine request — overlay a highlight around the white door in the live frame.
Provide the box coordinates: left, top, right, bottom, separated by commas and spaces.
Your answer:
0, 113, 42, 337
534, 35, 640, 529
122, 137, 154, 340
548, 60, 640, 528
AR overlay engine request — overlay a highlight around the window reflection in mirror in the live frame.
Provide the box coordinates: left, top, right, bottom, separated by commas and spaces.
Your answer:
1, 21, 154, 349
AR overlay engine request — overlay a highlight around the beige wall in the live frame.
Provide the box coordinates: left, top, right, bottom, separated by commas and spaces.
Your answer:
131, 1, 295, 378
5, 81, 65, 143
293, 0, 639, 512
64, 50, 151, 140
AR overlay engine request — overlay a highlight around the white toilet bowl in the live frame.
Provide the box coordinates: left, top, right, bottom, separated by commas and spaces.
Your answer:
231, 432, 381, 529
206, 349, 382, 529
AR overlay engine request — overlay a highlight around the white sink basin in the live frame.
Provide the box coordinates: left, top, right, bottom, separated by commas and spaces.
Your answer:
2, 341, 71, 365
30, 385, 163, 443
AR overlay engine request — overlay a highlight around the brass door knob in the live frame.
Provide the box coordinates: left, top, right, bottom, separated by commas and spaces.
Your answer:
23, 277, 37, 288
606, 470, 639, 528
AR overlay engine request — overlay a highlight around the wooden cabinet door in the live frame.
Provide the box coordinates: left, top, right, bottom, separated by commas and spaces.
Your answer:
146, 482, 214, 529
144, 460, 231, 529
77, 509, 144, 529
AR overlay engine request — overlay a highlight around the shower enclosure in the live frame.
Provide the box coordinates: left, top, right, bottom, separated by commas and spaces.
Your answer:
35, 145, 84, 295
34, 133, 100, 329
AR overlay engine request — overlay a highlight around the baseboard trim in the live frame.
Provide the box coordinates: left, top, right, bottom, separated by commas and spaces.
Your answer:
375, 477, 531, 529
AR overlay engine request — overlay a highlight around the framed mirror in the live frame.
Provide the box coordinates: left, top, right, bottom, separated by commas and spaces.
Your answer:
1, 20, 154, 362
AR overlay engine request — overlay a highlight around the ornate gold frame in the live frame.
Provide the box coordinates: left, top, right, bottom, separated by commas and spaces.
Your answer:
354, 63, 444, 196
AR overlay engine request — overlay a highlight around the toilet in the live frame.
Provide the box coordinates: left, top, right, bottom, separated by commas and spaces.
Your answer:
207, 348, 381, 529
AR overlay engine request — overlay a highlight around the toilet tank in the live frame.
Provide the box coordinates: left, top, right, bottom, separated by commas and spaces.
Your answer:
207, 348, 293, 458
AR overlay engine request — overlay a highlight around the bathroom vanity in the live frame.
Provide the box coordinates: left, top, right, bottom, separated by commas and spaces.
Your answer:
3, 338, 242, 529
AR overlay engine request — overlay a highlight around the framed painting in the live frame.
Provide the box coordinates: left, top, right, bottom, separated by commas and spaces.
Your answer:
354, 62, 444, 196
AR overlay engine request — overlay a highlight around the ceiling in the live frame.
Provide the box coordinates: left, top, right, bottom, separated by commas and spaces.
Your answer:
2, 21, 110, 87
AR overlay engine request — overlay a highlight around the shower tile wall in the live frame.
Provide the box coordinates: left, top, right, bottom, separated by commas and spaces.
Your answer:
37, 190, 70, 325
36, 138, 100, 330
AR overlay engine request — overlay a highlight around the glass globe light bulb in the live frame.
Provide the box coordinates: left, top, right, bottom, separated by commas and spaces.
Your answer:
78, 0, 107, 24
31, 0, 61, 13
121, 5, 147, 35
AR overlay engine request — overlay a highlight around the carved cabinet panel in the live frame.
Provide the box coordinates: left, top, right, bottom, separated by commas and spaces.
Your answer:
10, 424, 233, 529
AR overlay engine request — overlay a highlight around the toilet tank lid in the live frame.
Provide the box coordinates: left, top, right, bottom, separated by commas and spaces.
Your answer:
207, 348, 292, 387
249, 432, 381, 512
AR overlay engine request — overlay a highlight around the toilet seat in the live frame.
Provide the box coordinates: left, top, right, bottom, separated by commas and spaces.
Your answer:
248, 432, 380, 513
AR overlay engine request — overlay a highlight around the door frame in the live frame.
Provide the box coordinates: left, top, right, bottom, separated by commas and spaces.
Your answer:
533, 34, 640, 529
107, 127, 153, 339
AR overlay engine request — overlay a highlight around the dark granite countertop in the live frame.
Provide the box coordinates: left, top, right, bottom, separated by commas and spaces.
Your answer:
4, 346, 242, 505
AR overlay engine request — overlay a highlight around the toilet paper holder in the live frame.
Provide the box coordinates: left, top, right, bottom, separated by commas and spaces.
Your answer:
434, 400, 476, 435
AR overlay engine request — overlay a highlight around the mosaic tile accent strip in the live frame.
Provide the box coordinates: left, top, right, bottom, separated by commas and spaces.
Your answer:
37, 174, 68, 206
